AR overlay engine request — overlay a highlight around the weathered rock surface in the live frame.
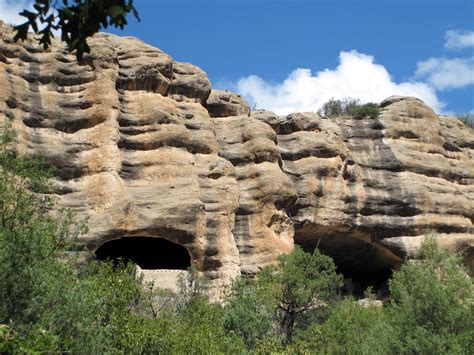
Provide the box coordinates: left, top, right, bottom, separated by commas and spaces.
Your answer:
206, 89, 250, 118
1, 22, 473, 291
258, 99, 474, 280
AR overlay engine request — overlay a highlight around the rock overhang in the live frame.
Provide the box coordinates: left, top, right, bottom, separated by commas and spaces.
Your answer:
0, 22, 473, 292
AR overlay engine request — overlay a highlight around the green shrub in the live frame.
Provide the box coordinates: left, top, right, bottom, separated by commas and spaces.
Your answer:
351, 102, 380, 119
0, 126, 106, 352
318, 98, 380, 119
387, 235, 474, 354
172, 298, 247, 353
223, 246, 344, 347
223, 277, 274, 349
318, 97, 361, 117
304, 299, 394, 354
259, 246, 343, 344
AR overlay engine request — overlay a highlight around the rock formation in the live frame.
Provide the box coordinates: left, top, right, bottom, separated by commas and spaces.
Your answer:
1, 21, 473, 292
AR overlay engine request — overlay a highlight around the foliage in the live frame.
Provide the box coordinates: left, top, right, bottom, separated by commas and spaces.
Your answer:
222, 248, 345, 348
286, 235, 473, 354
14, 0, 140, 60
175, 265, 210, 312
299, 299, 394, 354
318, 97, 361, 117
223, 247, 343, 348
387, 235, 474, 354
223, 277, 274, 349
0, 125, 107, 352
107, 294, 246, 353
456, 113, 474, 129
259, 246, 343, 344
318, 97, 380, 119
351, 102, 380, 119
168, 298, 246, 353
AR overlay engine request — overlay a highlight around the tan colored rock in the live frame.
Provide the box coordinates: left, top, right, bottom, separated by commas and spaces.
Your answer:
0, 23, 239, 293
167, 62, 211, 104
206, 89, 250, 118
274, 97, 473, 279
1, 22, 473, 291
212, 114, 296, 274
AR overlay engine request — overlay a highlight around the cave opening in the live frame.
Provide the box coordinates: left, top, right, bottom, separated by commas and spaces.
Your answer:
95, 237, 191, 270
296, 235, 401, 299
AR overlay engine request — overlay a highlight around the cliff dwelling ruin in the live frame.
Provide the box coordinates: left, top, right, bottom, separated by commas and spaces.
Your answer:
95, 237, 191, 290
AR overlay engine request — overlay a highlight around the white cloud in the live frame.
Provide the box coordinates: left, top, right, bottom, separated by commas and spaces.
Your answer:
444, 30, 474, 50
236, 50, 442, 114
0, 0, 33, 25
415, 57, 474, 91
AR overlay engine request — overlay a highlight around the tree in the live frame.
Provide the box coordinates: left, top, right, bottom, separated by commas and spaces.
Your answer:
222, 277, 274, 349
305, 298, 394, 354
0, 125, 81, 327
388, 235, 473, 354
174, 266, 210, 315
222, 247, 344, 347
259, 246, 343, 344
0, 124, 107, 352
0, 124, 150, 353
13, 0, 140, 60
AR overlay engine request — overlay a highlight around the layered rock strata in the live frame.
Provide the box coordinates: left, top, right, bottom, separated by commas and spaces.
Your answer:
1, 22, 473, 291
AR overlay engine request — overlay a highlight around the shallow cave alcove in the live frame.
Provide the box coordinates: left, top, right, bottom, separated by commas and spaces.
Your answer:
95, 237, 191, 270
296, 234, 402, 299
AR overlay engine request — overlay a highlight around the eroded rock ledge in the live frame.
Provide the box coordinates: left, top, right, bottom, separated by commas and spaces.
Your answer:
1, 22, 473, 291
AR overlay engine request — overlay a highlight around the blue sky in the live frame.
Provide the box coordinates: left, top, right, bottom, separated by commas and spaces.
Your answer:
1, 0, 473, 114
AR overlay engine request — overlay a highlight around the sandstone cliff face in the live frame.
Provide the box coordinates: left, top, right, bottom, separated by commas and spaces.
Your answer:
254, 98, 474, 280
1, 22, 473, 290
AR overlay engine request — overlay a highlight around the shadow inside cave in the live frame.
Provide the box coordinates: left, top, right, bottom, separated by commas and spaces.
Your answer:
95, 237, 191, 270
297, 235, 400, 300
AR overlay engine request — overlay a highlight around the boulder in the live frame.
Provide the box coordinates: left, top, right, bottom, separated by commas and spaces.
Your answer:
206, 89, 250, 118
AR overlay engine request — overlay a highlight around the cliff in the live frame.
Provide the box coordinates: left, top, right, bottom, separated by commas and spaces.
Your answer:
1, 22, 473, 290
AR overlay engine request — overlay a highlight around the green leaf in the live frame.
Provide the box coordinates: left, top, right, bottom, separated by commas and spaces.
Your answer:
19, 9, 37, 21
108, 5, 125, 19
13, 23, 29, 42
60, 8, 73, 18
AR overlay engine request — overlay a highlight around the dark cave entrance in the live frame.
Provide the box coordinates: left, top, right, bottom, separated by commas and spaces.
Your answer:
296, 235, 401, 299
95, 237, 191, 270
